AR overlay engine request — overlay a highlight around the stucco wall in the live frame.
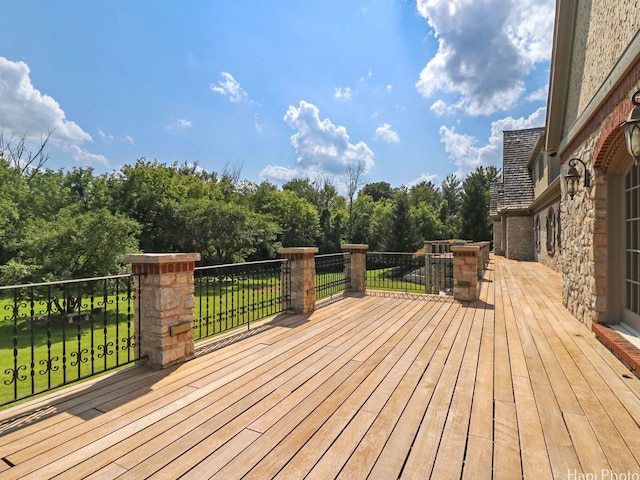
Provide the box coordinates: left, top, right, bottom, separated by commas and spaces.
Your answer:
564, 0, 640, 138
505, 215, 534, 261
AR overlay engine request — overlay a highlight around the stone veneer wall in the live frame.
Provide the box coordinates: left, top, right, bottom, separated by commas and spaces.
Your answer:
561, 135, 601, 329
492, 219, 503, 255
505, 215, 534, 261
533, 200, 564, 273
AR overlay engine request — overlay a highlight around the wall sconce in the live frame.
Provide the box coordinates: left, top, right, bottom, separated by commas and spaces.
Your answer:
564, 158, 591, 199
622, 90, 640, 164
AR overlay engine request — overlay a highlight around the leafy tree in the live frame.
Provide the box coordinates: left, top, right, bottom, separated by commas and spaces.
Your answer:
388, 188, 418, 252
439, 174, 463, 239
360, 181, 394, 202
350, 194, 376, 246
459, 166, 500, 242
258, 189, 320, 247
113, 159, 221, 252
345, 160, 366, 241
408, 180, 439, 207
369, 199, 394, 251
411, 202, 443, 242
174, 199, 278, 264
2, 207, 140, 283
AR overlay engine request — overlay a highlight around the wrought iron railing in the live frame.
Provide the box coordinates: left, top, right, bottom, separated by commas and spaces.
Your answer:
0, 274, 142, 407
315, 253, 351, 300
193, 259, 290, 340
366, 252, 453, 294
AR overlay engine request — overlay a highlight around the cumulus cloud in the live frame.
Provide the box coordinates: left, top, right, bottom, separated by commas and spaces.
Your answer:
0, 56, 106, 165
440, 106, 546, 176
415, 0, 554, 116
210, 72, 249, 103
261, 101, 375, 186
374, 124, 400, 143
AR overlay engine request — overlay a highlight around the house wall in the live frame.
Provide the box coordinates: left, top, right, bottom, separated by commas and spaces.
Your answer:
493, 219, 503, 255
564, 0, 640, 139
533, 200, 564, 273
505, 215, 534, 261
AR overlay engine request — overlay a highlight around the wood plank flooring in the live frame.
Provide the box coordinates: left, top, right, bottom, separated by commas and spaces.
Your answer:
0, 255, 639, 479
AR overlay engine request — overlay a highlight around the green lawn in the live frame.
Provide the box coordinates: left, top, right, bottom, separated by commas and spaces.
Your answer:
0, 292, 138, 407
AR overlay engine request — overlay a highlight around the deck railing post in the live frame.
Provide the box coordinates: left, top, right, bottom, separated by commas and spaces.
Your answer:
342, 244, 368, 293
278, 247, 318, 314
125, 253, 200, 369
451, 245, 480, 302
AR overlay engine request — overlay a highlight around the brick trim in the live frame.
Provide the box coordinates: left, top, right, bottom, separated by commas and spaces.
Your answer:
452, 251, 478, 257
565, 59, 640, 168
592, 323, 640, 377
131, 262, 195, 275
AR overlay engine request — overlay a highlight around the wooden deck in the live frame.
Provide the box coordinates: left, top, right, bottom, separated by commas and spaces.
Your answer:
1, 255, 639, 479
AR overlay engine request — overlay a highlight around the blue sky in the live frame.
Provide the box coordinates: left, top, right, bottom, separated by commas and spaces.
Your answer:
0, 0, 554, 192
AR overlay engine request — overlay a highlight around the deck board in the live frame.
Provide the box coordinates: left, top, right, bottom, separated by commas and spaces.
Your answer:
1, 255, 640, 479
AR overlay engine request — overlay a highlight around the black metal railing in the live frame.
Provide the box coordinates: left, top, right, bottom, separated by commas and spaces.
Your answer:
193, 259, 290, 340
315, 253, 350, 300
366, 252, 453, 294
0, 274, 142, 407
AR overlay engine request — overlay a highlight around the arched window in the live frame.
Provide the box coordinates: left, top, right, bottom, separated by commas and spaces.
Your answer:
534, 216, 541, 252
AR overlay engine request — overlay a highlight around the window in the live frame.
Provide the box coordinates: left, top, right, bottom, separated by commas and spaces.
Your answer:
546, 208, 556, 254
535, 216, 541, 252
626, 163, 640, 314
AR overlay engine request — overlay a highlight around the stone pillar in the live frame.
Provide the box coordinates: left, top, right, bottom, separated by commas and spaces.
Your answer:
279, 247, 318, 314
124, 253, 200, 369
452, 245, 480, 302
342, 244, 368, 293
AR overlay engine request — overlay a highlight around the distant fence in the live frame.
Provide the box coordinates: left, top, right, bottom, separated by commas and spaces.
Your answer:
193, 259, 290, 341
366, 252, 453, 294
0, 274, 142, 407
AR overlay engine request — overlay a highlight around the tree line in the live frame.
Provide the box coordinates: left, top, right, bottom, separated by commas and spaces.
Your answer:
0, 140, 500, 285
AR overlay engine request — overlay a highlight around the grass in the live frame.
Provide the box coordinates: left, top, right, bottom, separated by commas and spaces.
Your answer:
0, 293, 138, 407
366, 267, 428, 293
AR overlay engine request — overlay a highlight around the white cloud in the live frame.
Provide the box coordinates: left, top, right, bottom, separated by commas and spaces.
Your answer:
527, 84, 549, 102
374, 124, 400, 143
440, 106, 546, 176
167, 118, 193, 132
66, 145, 109, 166
284, 100, 374, 173
334, 87, 353, 101
260, 164, 299, 182
99, 128, 135, 145
415, 0, 554, 116
254, 113, 264, 133
359, 70, 373, 82
210, 72, 249, 103
261, 101, 374, 183
0, 56, 106, 165
407, 172, 439, 187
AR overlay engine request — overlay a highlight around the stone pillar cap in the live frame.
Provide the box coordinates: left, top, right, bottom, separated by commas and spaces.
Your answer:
124, 253, 201, 264
451, 245, 480, 253
341, 244, 369, 251
278, 247, 319, 255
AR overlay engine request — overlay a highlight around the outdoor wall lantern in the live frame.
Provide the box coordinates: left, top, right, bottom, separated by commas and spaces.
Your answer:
622, 90, 640, 164
564, 158, 590, 199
